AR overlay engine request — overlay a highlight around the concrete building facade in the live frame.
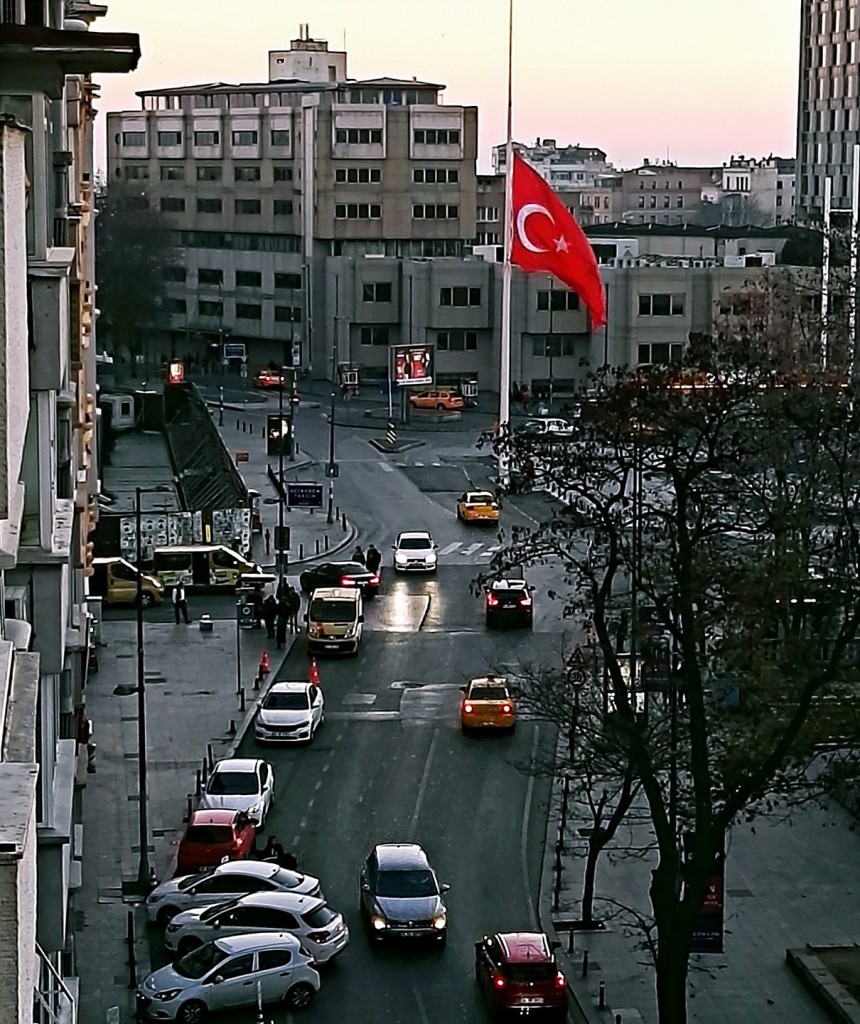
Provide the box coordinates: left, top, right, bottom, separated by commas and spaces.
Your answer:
0, 1, 139, 1020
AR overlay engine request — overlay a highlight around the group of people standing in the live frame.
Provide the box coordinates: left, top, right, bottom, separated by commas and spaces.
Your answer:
257, 583, 302, 649
352, 544, 382, 574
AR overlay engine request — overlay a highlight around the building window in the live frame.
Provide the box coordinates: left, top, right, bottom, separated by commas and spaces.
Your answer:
649, 195, 657, 208
638, 195, 645, 208
236, 303, 262, 320
638, 293, 685, 316
335, 128, 383, 144
363, 282, 392, 302
198, 300, 223, 317
663, 195, 670, 208
122, 131, 146, 146
273, 165, 293, 181
232, 130, 259, 146
533, 335, 577, 356
413, 129, 461, 145
274, 272, 302, 290
235, 166, 261, 181
160, 197, 185, 213
197, 198, 223, 214
235, 199, 262, 215
776, 195, 783, 207
440, 286, 481, 307
637, 342, 684, 365
273, 200, 294, 215
335, 167, 382, 183
676, 196, 684, 208
124, 164, 149, 180
197, 165, 221, 181
334, 203, 382, 219
537, 290, 579, 312
437, 330, 478, 351
476, 206, 500, 221
271, 130, 291, 146
157, 131, 182, 146
163, 266, 186, 282
359, 325, 390, 346
235, 270, 261, 287
198, 268, 223, 285
160, 165, 184, 181
413, 168, 459, 184
193, 131, 220, 147
413, 204, 459, 219
275, 306, 302, 323
167, 298, 186, 314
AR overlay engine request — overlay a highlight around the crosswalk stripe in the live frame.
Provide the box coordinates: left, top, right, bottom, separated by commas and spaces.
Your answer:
439, 542, 462, 555
462, 543, 482, 555
378, 462, 394, 472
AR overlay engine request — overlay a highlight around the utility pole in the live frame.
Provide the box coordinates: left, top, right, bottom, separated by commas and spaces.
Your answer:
277, 380, 285, 589
134, 487, 150, 893
327, 278, 339, 524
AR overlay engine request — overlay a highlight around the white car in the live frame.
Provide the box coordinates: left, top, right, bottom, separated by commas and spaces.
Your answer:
521, 417, 575, 438
198, 757, 274, 826
136, 932, 319, 1020
146, 861, 322, 926
392, 531, 438, 573
256, 682, 324, 744
165, 891, 350, 965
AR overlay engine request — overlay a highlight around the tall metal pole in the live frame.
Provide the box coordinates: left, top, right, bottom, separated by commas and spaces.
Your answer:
288, 311, 296, 460
849, 144, 860, 385
548, 276, 555, 410
498, 0, 515, 487
278, 383, 285, 588
821, 176, 832, 372
134, 487, 151, 891
327, 278, 338, 524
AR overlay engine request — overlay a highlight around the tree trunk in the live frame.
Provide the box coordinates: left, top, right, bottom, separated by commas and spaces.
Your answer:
580, 833, 602, 925
655, 931, 689, 1024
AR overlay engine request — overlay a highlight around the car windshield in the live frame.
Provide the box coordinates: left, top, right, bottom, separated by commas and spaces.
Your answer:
468, 494, 495, 504
302, 904, 338, 929
270, 866, 304, 888
264, 691, 310, 711
184, 826, 233, 844
174, 942, 230, 980
376, 869, 437, 897
508, 963, 555, 983
309, 599, 355, 623
338, 563, 367, 574
200, 900, 239, 923
207, 771, 258, 796
176, 871, 208, 891
470, 686, 509, 701
398, 537, 431, 550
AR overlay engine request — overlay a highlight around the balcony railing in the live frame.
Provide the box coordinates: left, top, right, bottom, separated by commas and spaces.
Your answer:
34, 942, 77, 1024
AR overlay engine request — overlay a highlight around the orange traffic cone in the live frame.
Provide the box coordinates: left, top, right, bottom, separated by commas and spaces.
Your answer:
259, 649, 270, 676
309, 656, 320, 687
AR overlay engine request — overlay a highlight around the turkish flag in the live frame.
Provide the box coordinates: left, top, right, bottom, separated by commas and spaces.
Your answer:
510, 152, 607, 328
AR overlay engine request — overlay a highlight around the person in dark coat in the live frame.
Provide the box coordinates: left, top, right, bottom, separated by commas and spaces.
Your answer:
365, 544, 382, 575
250, 586, 264, 628
262, 595, 277, 639
352, 545, 366, 565
276, 597, 289, 648
285, 585, 301, 633
172, 582, 191, 624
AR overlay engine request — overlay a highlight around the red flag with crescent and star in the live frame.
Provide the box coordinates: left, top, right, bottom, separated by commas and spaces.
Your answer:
509, 152, 606, 328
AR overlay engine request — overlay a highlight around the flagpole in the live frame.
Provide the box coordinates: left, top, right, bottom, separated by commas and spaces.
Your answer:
498, 0, 514, 488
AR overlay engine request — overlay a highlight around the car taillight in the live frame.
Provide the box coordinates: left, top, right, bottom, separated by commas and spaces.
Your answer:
519, 596, 532, 606
487, 594, 499, 606
556, 971, 567, 988
463, 703, 474, 714
307, 930, 330, 942
369, 575, 379, 584
493, 975, 506, 989
502, 704, 512, 714
340, 577, 356, 586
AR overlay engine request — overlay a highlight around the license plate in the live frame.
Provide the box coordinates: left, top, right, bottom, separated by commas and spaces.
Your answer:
519, 997, 544, 1005
399, 930, 421, 937
325, 643, 340, 649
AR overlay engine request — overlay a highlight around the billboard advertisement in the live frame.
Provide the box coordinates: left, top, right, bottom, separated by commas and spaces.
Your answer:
391, 344, 434, 387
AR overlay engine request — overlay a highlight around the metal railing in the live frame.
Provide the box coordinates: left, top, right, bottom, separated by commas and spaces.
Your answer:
34, 942, 77, 1024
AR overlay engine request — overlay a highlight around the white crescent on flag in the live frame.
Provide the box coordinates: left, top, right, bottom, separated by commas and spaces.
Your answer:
516, 203, 555, 253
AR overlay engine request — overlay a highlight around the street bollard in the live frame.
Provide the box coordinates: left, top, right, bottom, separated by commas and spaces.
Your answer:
201, 758, 208, 783
615, 1015, 623, 1024
195, 769, 202, 797
228, 719, 237, 736
552, 840, 563, 911
598, 982, 606, 1009
239, 687, 246, 712
567, 926, 574, 955
185, 795, 192, 823
242, 420, 246, 433
309, 505, 314, 515
324, 534, 329, 551
582, 950, 589, 978
336, 506, 340, 519
315, 538, 320, 555
126, 910, 137, 987
236, 419, 240, 430
299, 543, 304, 560
207, 743, 214, 771
253, 672, 261, 691
341, 512, 347, 531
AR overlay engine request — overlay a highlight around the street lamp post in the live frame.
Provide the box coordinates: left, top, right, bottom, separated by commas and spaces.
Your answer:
277, 379, 286, 592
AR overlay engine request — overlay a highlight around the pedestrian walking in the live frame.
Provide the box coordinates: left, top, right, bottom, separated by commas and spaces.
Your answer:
520, 383, 531, 415
262, 594, 277, 639
250, 586, 264, 628
264, 528, 271, 556
285, 585, 301, 633
366, 544, 382, 575
275, 597, 289, 649
172, 582, 191, 624
352, 545, 366, 565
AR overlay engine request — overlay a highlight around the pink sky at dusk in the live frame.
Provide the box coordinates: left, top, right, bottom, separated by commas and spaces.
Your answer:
94, 0, 800, 173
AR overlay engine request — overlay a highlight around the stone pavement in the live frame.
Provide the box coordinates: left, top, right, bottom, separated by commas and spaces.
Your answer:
538, 765, 860, 1024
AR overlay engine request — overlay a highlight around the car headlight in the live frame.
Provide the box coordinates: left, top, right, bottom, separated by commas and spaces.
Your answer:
248, 802, 262, 820
370, 915, 388, 930
395, 552, 407, 564
426, 552, 437, 563
146, 891, 163, 904
308, 623, 322, 637
432, 914, 447, 930
153, 989, 182, 1002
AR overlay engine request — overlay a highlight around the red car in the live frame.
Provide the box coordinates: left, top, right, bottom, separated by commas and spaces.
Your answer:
475, 931, 568, 1020
175, 809, 257, 875
253, 368, 285, 390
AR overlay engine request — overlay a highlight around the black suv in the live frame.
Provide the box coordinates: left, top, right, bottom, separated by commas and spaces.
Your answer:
299, 561, 380, 598
485, 578, 534, 629
360, 843, 449, 944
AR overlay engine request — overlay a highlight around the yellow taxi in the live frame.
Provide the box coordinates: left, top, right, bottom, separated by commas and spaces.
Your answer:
456, 490, 500, 525
460, 675, 516, 733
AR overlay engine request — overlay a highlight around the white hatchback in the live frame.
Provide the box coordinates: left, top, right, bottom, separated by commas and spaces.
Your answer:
165, 891, 350, 965
392, 531, 438, 573
198, 757, 274, 826
256, 682, 324, 744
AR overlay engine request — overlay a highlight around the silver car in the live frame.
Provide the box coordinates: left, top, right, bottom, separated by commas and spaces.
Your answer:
146, 861, 322, 926
136, 931, 319, 1022
197, 757, 274, 826
165, 891, 350, 964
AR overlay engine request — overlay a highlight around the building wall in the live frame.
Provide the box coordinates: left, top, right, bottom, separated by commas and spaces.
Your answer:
620, 163, 721, 226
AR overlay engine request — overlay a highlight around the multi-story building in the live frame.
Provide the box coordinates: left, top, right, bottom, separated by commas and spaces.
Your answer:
719, 155, 797, 226
618, 160, 722, 226
795, 0, 859, 220
107, 29, 477, 374
0, 2, 139, 1020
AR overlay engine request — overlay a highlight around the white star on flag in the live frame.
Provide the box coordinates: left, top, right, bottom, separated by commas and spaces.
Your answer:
554, 236, 570, 253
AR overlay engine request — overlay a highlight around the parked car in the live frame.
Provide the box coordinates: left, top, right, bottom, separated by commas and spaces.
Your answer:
519, 417, 575, 439
136, 932, 319, 1021
392, 531, 438, 573
91, 556, 164, 606
255, 682, 325, 744
254, 368, 285, 390
360, 843, 449, 944
176, 810, 257, 875
485, 578, 534, 629
198, 758, 274, 826
460, 676, 516, 734
299, 560, 380, 598
475, 931, 568, 1021
146, 861, 322, 926
456, 491, 500, 525
164, 891, 349, 964
409, 388, 464, 410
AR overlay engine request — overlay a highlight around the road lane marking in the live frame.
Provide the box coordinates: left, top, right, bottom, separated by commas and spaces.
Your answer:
378, 461, 394, 472
439, 541, 462, 555
408, 728, 439, 840
462, 542, 482, 555
322, 762, 330, 772
521, 724, 540, 930
412, 976, 433, 1024
314, 780, 323, 791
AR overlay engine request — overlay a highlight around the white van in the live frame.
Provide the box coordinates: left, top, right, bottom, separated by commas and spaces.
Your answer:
305, 587, 364, 655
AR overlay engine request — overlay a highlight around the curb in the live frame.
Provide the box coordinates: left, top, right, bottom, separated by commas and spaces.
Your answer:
224, 635, 300, 759
258, 520, 358, 568
328, 414, 492, 435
